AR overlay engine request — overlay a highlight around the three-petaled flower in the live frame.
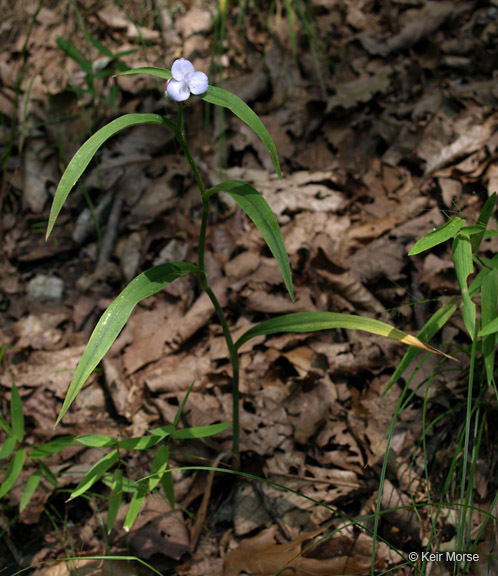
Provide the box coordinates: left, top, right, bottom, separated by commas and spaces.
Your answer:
166, 58, 208, 102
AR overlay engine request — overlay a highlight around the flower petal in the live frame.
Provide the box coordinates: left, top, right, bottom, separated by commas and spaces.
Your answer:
167, 80, 190, 102
171, 58, 194, 81
188, 71, 208, 95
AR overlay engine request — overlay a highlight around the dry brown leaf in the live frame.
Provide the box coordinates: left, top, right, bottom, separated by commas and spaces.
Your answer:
224, 525, 381, 576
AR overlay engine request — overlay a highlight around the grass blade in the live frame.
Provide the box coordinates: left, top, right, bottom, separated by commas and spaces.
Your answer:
171, 423, 231, 439
124, 481, 147, 531
107, 468, 123, 534
69, 450, 119, 501
234, 311, 455, 359
47, 114, 176, 238
201, 86, 281, 178
20, 469, 43, 513
408, 217, 465, 256
0, 448, 26, 499
452, 234, 476, 338
205, 180, 293, 299
56, 262, 198, 425
10, 383, 24, 443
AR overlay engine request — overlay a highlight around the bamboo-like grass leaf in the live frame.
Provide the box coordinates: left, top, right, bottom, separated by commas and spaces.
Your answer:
385, 298, 458, 393
481, 268, 497, 384
0, 437, 16, 460
116, 67, 282, 177
150, 445, 169, 492
171, 423, 231, 440
76, 434, 117, 448
56, 262, 198, 425
235, 312, 455, 360
116, 66, 172, 82
408, 217, 465, 256
471, 192, 496, 254
0, 448, 26, 499
46, 114, 177, 239
69, 449, 119, 501
205, 180, 293, 299
200, 86, 281, 178
107, 468, 123, 534
30, 436, 76, 459
118, 436, 161, 450
20, 469, 43, 513
452, 234, 476, 339
10, 383, 24, 443
479, 317, 498, 337
124, 480, 147, 532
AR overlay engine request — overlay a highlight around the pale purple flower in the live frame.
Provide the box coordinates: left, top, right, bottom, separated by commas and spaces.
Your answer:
166, 58, 208, 102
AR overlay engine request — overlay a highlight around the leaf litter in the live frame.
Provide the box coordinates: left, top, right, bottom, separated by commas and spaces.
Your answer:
0, 0, 497, 574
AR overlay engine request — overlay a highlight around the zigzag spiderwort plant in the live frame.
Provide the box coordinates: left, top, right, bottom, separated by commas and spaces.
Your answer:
46, 58, 452, 464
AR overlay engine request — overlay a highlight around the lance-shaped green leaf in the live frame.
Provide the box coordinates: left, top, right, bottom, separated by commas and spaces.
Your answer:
76, 434, 117, 448
201, 86, 281, 178
150, 445, 169, 492
118, 436, 161, 450
471, 192, 496, 254
481, 268, 497, 385
107, 468, 123, 534
235, 312, 455, 360
479, 317, 498, 337
20, 468, 43, 513
171, 422, 231, 440
0, 448, 26, 499
69, 449, 119, 501
47, 113, 176, 239
408, 217, 465, 256
10, 383, 24, 443
385, 298, 458, 393
452, 234, 476, 339
30, 436, 76, 458
0, 437, 16, 460
116, 66, 172, 82
205, 180, 293, 299
124, 480, 147, 532
56, 262, 198, 425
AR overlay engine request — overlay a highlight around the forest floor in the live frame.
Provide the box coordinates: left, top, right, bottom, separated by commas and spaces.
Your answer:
0, 1, 497, 575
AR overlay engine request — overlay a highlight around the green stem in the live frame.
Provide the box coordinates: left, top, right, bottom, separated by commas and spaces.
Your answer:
174, 111, 241, 464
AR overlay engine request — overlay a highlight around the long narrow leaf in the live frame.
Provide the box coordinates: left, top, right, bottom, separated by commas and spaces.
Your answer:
69, 450, 119, 501
10, 383, 24, 443
201, 86, 281, 178
107, 468, 123, 534
0, 448, 26, 499
47, 114, 176, 238
471, 192, 496, 254
235, 312, 455, 359
452, 234, 476, 338
479, 317, 498, 337
56, 262, 198, 425
481, 268, 497, 384
385, 298, 458, 393
408, 217, 465, 256
124, 481, 147, 532
116, 66, 172, 82
76, 434, 117, 448
20, 469, 43, 513
0, 437, 16, 460
150, 445, 169, 492
171, 422, 231, 439
0, 411, 12, 436
205, 180, 293, 299
30, 436, 76, 459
